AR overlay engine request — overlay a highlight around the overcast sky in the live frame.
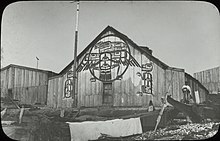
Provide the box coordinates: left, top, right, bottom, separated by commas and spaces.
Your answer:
1, 1, 220, 75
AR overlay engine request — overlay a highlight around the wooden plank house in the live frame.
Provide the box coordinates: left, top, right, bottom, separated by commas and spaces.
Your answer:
193, 66, 220, 104
47, 26, 208, 109
194, 66, 220, 95
0, 64, 57, 105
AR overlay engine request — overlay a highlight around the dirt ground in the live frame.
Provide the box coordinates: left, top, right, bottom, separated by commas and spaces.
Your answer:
1, 106, 220, 141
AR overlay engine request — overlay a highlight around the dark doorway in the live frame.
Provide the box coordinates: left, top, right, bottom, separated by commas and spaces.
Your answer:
103, 83, 113, 105
8, 89, 13, 99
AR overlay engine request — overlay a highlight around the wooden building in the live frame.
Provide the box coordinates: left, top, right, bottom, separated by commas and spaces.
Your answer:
185, 73, 208, 104
194, 66, 220, 95
47, 26, 208, 109
0, 64, 57, 105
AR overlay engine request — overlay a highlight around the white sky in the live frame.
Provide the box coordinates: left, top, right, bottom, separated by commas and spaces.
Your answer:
1, 1, 220, 75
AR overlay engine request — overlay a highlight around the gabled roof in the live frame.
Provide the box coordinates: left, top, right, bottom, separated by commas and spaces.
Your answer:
59, 26, 169, 75
185, 72, 209, 94
1, 64, 58, 77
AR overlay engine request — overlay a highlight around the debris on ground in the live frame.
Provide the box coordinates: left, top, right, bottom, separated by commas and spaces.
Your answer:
130, 121, 219, 140
1, 96, 219, 141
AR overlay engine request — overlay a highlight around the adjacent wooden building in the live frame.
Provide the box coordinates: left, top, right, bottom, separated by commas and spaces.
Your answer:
47, 26, 208, 109
194, 66, 220, 95
0, 64, 57, 105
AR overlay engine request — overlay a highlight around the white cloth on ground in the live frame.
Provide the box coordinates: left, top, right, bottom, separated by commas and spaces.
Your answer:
67, 117, 142, 141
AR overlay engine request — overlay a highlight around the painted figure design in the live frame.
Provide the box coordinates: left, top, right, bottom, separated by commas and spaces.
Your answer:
76, 35, 140, 82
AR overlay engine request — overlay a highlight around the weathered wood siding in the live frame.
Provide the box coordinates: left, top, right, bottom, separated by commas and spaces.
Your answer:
47, 45, 185, 109
194, 66, 220, 94
46, 27, 187, 109
47, 74, 74, 108
165, 68, 185, 103
185, 73, 208, 103
0, 65, 56, 105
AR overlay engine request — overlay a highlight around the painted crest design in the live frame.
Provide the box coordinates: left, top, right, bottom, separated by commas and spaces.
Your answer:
77, 35, 140, 82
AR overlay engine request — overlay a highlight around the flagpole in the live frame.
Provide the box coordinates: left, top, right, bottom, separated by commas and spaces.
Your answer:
36, 57, 39, 69
72, 0, 79, 107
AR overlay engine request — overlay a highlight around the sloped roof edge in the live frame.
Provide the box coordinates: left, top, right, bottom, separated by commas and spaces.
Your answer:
185, 72, 209, 94
59, 26, 170, 75
1, 64, 58, 75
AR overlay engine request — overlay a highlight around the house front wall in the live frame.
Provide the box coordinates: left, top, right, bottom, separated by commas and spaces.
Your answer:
47, 28, 186, 109
1, 65, 49, 105
60, 31, 185, 108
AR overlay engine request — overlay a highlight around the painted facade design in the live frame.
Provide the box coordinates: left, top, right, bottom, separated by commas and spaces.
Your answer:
137, 62, 153, 96
64, 70, 73, 98
47, 26, 192, 108
76, 35, 140, 82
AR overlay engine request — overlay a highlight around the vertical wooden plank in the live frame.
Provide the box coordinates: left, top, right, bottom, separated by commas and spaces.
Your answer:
5, 69, 9, 96
24, 70, 29, 87
18, 68, 22, 87
40, 85, 44, 104
14, 68, 18, 87
133, 46, 141, 106
59, 77, 64, 107
57, 77, 62, 108
112, 67, 120, 106
43, 85, 47, 105
25, 87, 29, 104
41, 73, 46, 85
62, 76, 67, 108
92, 82, 96, 106
8, 67, 15, 89
28, 70, 33, 87
32, 86, 36, 104
200, 71, 203, 84
79, 71, 83, 107
98, 80, 103, 106
130, 46, 136, 106
20, 69, 24, 87
35, 72, 39, 86
165, 69, 173, 106
55, 78, 59, 108
38, 72, 41, 86
11, 67, 15, 89
32, 71, 36, 87
14, 68, 17, 88
37, 86, 41, 104
85, 95, 89, 107
179, 71, 185, 100
84, 71, 88, 105
16, 87, 19, 101
17, 68, 21, 87
39, 72, 43, 86
81, 71, 86, 106
48, 79, 53, 107
93, 94, 98, 107
28, 87, 32, 104
77, 71, 81, 107
197, 72, 200, 83
20, 88, 24, 104
17, 87, 21, 101
8, 67, 12, 89
152, 62, 158, 106
121, 81, 125, 106
51, 79, 55, 108
13, 88, 16, 100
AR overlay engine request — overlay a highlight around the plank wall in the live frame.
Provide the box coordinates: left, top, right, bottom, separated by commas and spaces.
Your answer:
194, 66, 220, 94
0, 65, 51, 104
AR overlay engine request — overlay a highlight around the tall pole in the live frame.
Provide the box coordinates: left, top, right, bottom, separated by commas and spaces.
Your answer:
72, 0, 79, 107
36, 57, 39, 69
